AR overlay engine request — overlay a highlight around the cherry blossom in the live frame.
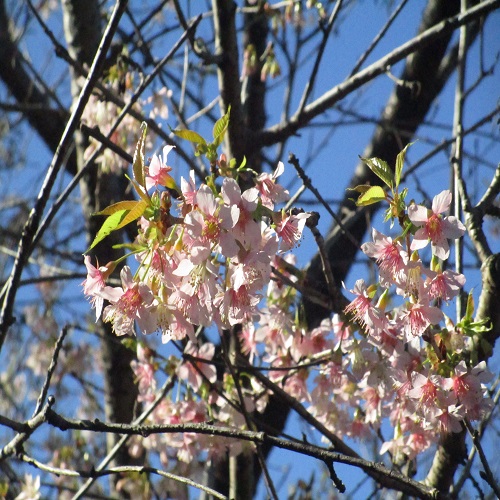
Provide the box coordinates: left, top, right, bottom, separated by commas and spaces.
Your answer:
408, 190, 466, 259
254, 161, 290, 209
82, 256, 115, 321
82, 139, 492, 474
177, 341, 217, 392
425, 268, 466, 301
399, 298, 444, 340
130, 344, 157, 402
15, 474, 41, 500
145, 145, 174, 191
344, 279, 385, 333
99, 266, 158, 336
361, 228, 408, 287
275, 210, 310, 252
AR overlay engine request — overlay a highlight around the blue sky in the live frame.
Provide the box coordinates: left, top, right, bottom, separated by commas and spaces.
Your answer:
1, 0, 499, 497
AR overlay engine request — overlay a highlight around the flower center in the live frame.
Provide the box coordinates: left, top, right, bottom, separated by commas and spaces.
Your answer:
202, 214, 221, 240
426, 213, 442, 240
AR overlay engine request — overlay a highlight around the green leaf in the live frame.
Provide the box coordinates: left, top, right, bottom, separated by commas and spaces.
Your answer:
212, 106, 231, 147
347, 184, 373, 194
95, 200, 142, 217
129, 178, 150, 203
87, 209, 129, 252
395, 143, 413, 188
114, 199, 148, 230
464, 289, 475, 322
133, 122, 147, 187
355, 185, 386, 206
172, 128, 207, 145
237, 156, 247, 170
86, 200, 148, 253
360, 156, 394, 188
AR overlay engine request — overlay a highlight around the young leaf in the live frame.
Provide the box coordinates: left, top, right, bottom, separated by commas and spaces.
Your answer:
395, 142, 413, 188
213, 105, 231, 147
360, 156, 394, 188
355, 185, 386, 206
86, 200, 148, 253
347, 184, 373, 194
129, 177, 150, 203
133, 122, 147, 187
114, 199, 148, 231
95, 200, 142, 217
172, 128, 207, 146
464, 289, 475, 322
86, 209, 129, 252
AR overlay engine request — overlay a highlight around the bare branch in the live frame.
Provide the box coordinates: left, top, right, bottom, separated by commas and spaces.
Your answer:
258, 0, 500, 147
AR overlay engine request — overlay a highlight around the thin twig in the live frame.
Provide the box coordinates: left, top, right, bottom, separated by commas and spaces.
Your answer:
20, 455, 228, 500
32, 325, 69, 417
452, 379, 500, 496
72, 375, 176, 499
451, 0, 468, 321
476, 164, 500, 216
220, 330, 280, 500
0, 398, 55, 461
349, 0, 409, 76
30, 15, 202, 256
288, 153, 361, 251
258, 0, 500, 146
306, 215, 348, 312
463, 419, 500, 498
296, 0, 343, 117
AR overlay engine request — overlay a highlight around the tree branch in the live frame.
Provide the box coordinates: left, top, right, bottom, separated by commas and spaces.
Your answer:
257, 0, 499, 147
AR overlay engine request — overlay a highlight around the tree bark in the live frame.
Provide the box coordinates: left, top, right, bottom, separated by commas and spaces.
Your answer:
61, 1, 139, 496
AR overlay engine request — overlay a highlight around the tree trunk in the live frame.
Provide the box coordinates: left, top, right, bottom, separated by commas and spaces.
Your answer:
61, 1, 139, 496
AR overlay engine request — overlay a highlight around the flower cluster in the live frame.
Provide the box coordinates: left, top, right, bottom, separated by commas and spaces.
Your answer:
83, 144, 309, 342
82, 132, 492, 470
81, 81, 169, 173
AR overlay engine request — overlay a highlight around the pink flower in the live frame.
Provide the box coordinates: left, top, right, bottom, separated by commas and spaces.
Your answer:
180, 170, 198, 211
145, 86, 171, 120
82, 256, 115, 321
444, 361, 493, 417
177, 341, 217, 391
99, 266, 158, 336
284, 371, 311, 403
184, 184, 239, 255
221, 178, 261, 250
239, 322, 259, 363
425, 268, 466, 301
361, 228, 408, 287
255, 161, 290, 209
157, 302, 195, 344
220, 284, 261, 326
400, 299, 444, 340
408, 190, 465, 260
408, 373, 443, 407
344, 279, 385, 333
275, 210, 310, 252
145, 145, 174, 191
131, 344, 157, 401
